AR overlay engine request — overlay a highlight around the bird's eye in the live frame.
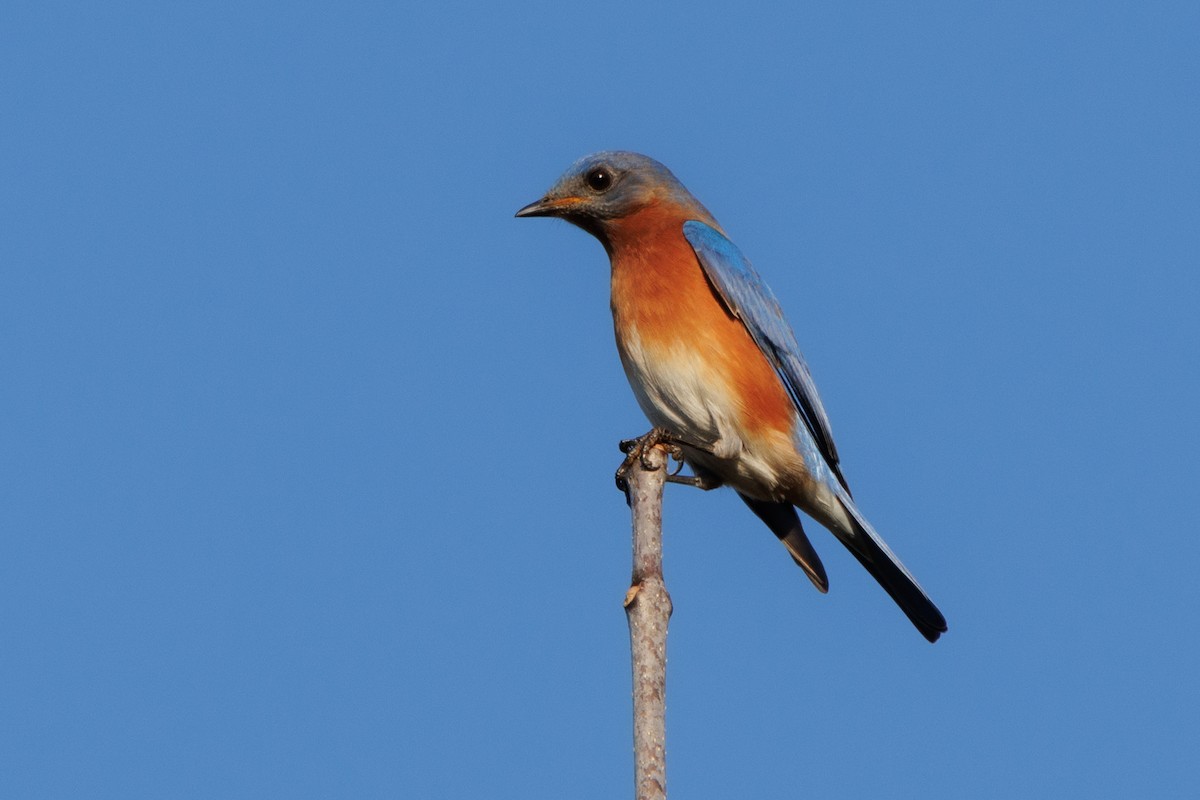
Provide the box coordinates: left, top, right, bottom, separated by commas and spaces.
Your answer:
585, 167, 613, 192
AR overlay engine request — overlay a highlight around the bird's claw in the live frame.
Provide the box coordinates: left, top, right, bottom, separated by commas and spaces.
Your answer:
615, 428, 692, 499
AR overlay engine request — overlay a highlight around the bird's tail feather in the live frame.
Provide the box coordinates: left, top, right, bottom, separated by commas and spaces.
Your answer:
738, 494, 828, 593
831, 493, 947, 643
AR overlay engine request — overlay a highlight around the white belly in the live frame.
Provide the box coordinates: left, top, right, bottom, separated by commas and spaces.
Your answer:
616, 327, 792, 494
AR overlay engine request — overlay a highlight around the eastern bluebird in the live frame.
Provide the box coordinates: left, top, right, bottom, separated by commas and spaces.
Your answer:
516, 152, 947, 642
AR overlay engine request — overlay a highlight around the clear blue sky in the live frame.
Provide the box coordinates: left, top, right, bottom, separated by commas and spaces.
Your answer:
3, 3, 1198, 798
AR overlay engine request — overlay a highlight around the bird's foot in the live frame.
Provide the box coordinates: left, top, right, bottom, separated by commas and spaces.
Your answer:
615, 428, 720, 500
615, 428, 685, 496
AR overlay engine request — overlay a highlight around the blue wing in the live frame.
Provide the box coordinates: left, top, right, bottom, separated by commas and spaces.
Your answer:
682, 220, 849, 491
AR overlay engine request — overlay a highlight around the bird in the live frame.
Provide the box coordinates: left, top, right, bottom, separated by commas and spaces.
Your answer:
516, 151, 947, 642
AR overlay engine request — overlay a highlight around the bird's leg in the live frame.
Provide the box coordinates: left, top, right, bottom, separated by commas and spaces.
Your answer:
665, 470, 721, 489
615, 428, 721, 501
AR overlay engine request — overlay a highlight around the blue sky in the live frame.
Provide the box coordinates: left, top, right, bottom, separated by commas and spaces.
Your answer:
3, 2, 1198, 797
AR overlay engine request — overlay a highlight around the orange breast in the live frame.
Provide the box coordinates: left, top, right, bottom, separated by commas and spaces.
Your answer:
607, 202, 796, 440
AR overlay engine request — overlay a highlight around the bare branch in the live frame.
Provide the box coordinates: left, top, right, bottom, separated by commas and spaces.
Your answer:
622, 444, 671, 800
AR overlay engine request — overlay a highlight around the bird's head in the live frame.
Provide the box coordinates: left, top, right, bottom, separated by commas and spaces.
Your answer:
515, 151, 713, 243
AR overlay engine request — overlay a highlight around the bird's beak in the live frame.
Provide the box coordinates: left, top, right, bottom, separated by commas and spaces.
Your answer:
514, 195, 585, 218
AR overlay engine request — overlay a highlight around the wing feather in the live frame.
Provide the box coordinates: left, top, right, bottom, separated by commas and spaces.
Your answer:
683, 220, 848, 491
